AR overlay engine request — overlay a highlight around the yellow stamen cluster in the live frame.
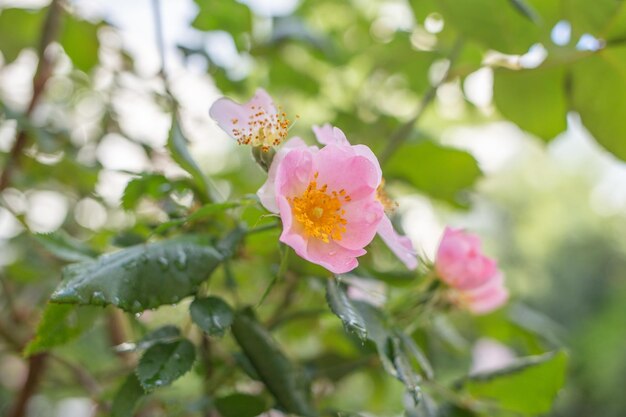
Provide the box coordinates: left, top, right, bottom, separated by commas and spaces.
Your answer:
291, 172, 351, 243
376, 178, 398, 213
231, 105, 293, 151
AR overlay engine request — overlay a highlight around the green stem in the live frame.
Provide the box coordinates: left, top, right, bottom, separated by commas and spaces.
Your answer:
256, 244, 289, 308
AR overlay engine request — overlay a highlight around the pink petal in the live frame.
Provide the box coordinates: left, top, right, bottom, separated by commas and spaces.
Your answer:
463, 274, 509, 314
275, 146, 316, 199
257, 137, 308, 213
209, 88, 277, 140
277, 195, 309, 259
305, 238, 366, 274
376, 215, 418, 270
337, 198, 384, 250
314, 145, 381, 201
312, 124, 350, 146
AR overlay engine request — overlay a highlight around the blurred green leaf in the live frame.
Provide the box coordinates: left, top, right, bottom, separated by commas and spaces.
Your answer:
437, 0, 541, 53
571, 46, 626, 161
34, 231, 97, 263
215, 393, 269, 417
136, 338, 196, 391
167, 117, 215, 202
231, 309, 317, 417
190, 296, 234, 337
326, 277, 367, 341
494, 66, 567, 141
387, 336, 422, 404
192, 0, 251, 39
385, 140, 482, 206
24, 304, 98, 356
60, 15, 100, 72
564, 0, 626, 40
111, 374, 145, 417
464, 350, 568, 416
50, 237, 224, 313
0, 7, 44, 62
121, 174, 170, 210
137, 325, 181, 350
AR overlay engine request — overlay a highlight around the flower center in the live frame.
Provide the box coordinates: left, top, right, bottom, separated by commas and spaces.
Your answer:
376, 178, 397, 213
291, 172, 351, 243
230, 105, 293, 151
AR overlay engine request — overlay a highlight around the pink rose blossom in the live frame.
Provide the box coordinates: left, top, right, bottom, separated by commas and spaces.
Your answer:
209, 88, 291, 151
257, 124, 418, 273
435, 227, 508, 314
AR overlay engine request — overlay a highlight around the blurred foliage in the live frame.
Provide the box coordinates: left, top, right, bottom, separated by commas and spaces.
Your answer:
0, 0, 625, 417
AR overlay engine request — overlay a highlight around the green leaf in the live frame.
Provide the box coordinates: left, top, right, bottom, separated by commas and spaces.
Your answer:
111, 374, 145, 417
464, 350, 568, 416
60, 15, 100, 72
0, 8, 44, 63
167, 117, 215, 202
385, 140, 482, 206
192, 0, 251, 39
34, 231, 97, 263
231, 310, 317, 417
493, 66, 567, 141
136, 339, 196, 391
215, 393, 269, 417
121, 174, 171, 210
50, 237, 225, 313
437, 0, 541, 54
137, 325, 181, 350
564, 0, 626, 40
326, 277, 367, 341
190, 296, 234, 337
571, 46, 626, 161
24, 304, 98, 356
386, 336, 422, 404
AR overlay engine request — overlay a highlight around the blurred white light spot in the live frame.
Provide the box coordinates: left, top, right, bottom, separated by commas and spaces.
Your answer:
428, 59, 450, 85
55, 397, 96, 417
0, 207, 24, 238
519, 43, 547, 69
463, 67, 493, 108
2, 188, 27, 214
97, 133, 150, 173
112, 89, 170, 147
551, 20, 571, 46
0, 120, 17, 152
239, 0, 299, 17
75, 198, 108, 230
424, 13, 444, 34
26, 191, 69, 233
205, 31, 240, 69
399, 195, 444, 261
576, 33, 603, 51
96, 170, 133, 206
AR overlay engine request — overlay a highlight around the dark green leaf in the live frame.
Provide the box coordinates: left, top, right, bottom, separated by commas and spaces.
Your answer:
571, 46, 626, 161
190, 296, 234, 336
137, 325, 181, 350
24, 304, 98, 356
387, 336, 422, 404
493, 66, 567, 141
136, 339, 196, 391
231, 310, 317, 417
215, 393, 269, 417
464, 350, 568, 416
385, 140, 482, 207
0, 8, 44, 63
60, 15, 100, 72
326, 277, 367, 341
50, 237, 224, 313
34, 231, 97, 263
111, 374, 145, 417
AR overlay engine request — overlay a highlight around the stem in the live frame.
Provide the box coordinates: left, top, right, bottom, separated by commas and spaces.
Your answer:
256, 244, 289, 308
7, 354, 48, 417
379, 38, 464, 165
106, 308, 135, 367
246, 221, 279, 235
0, 0, 64, 192
151, 0, 167, 78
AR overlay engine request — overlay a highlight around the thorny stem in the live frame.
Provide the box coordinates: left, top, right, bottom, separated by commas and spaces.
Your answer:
379, 38, 464, 165
0, 0, 63, 192
106, 307, 135, 367
5, 2, 64, 417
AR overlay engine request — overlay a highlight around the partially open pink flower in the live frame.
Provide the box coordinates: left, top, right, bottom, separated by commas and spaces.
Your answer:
258, 124, 418, 273
209, 88, 291, 151
435, 227, 508, 314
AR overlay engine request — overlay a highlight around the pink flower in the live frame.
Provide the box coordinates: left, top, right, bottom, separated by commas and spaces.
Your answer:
209, 88, 291, 151
435, 227, 508, 314
257, 124, 418, 274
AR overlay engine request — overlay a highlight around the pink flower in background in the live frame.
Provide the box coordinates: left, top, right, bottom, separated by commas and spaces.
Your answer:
435, 227, 508, 314
209, 88, 291, 151
257, 124, 418, 273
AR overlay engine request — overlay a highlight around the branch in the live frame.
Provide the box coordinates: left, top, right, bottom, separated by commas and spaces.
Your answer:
0, 0, 64, 192
7, 354, 48, 417
379, 38, 464, 165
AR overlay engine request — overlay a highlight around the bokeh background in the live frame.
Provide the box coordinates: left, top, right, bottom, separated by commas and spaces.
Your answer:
1, 0, 626, 416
